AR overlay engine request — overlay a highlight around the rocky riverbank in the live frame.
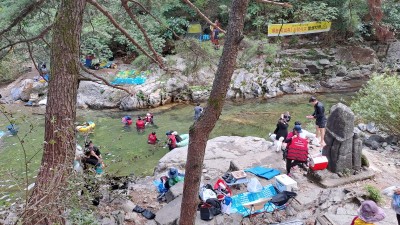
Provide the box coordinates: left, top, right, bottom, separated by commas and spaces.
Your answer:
1, 41, 399, 110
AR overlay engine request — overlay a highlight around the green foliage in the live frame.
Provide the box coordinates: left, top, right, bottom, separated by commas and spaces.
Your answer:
365, 185, 383, 203
132, 55, 152, 70
0, 54, 25, 83
68, 208, 99, 225
361, 153, 369, 167
239, 38, 278, 65
293, 2, 338, 22
382, 0, 400, 34
351, 74, 400, 137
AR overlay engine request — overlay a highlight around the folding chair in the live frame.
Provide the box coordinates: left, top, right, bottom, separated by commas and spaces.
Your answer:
265, 191, 297, 223
242, 198, 271, 222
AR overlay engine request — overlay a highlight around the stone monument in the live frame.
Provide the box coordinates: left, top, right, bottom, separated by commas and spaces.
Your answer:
322, 103, 362, 173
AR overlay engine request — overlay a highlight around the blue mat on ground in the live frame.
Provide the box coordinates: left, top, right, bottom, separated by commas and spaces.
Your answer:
231, 184, 278, 217
245, 166, 281, 180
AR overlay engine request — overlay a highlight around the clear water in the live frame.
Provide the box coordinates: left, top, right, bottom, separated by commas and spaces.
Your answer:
0, 93, 353, 189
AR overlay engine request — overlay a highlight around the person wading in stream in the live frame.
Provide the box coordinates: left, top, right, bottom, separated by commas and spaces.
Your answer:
306, 96, 327, 147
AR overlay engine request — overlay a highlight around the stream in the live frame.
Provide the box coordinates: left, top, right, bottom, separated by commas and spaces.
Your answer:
0, 92, 354, 203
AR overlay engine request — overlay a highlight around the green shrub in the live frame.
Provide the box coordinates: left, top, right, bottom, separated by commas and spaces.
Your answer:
132, 55, 152, 70
361, 153, 369, 167
365, 185, 383, 203
351, 74, 400, 137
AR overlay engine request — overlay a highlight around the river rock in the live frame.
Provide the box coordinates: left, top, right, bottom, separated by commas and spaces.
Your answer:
165, 182, 184, 203
119, 94, 147, 110
367, 134, 385, 143
305, 61, 322, 74
155, 136, 272, 178
364, 139, 380, 150
78, 81, 127, 109
155, 195, 182, 225
335, 46, 378, 65
386, 41, 400, 65
336, 65, 348, 77
319, 59, 331, 66
322, 103, 355, 173
357, 123, 367, 132
366, 122, 377, 134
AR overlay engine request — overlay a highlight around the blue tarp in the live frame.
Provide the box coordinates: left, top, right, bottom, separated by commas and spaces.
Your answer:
245, 167, 281, 180
231, 184, 278, 217
111, 77, 146, 85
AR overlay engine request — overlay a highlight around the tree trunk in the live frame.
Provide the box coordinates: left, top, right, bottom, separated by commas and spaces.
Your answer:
178, 0, 250, 224
21, 1, 86, 224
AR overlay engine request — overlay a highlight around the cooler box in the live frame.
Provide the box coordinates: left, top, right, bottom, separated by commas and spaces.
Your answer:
274, 174, 298, 192
310, 156, 328, 171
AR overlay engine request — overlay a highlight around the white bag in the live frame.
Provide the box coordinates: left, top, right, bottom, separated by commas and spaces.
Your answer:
247, 178, 262, 193
221, 199, 232, 214
199, 187, 217, 202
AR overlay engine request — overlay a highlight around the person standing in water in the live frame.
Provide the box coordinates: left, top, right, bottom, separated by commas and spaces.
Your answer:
194, 103, 203, 121
306, 96, 327, 147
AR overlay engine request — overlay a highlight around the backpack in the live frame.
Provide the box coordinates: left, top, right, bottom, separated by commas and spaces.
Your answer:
200, 198, 221, 221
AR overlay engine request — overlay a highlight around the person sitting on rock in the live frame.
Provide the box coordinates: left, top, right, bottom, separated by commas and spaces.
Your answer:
273, 117, 289, 152
284, 129, 309, 176
351, 200, 385, 225
136, 116, 145, 133
148, 132, 159, 145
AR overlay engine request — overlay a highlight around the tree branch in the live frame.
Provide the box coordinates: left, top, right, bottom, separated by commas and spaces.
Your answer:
0, 0, 47, 37
79, 64, 134, 95
87, 0, 164, 69
121, 0, 163, 66
256, 0, 293, 8
0, 25, 53, 52
26, 42, 43, 78
128, 0, 181, 39
181, 0, 226, 34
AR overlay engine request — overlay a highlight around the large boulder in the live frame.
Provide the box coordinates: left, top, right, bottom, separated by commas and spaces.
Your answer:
335, 46, 378, 65
155, 195, 182, 225
386, 41, 400, 65
322, 103, 356, 173
77, 81, 127, 109
119, 94, 147, 110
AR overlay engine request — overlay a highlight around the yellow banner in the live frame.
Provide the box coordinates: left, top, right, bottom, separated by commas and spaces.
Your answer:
268, 21, 331, 36
188, 23, 202, 34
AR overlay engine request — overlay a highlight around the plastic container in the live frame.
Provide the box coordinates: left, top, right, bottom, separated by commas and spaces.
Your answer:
274, 174, 298, 192
310, 156, 328, 171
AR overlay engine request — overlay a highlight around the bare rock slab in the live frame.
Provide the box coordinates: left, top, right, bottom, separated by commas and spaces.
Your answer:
165, 182, 184, 203
318, 170, 375, 188
155, 195, 182, 225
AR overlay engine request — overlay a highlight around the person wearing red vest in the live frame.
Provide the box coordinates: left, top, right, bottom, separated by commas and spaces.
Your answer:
284, 128, 309, 176
166, 131, 177, 151
136, 117, 145, 133
148, 132, 158, 145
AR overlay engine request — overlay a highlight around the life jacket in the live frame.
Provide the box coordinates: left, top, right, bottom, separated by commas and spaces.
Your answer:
126, 119, 132, 126
168, 134, 177, 148
286, 136, 309, 161
136, 120, 145, 129
148, 134, 157, 144
145, 114, 153, 123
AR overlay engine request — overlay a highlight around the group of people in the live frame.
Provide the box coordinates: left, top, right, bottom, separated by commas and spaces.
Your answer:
271, 96, 327, 176
122, 113, 154, 133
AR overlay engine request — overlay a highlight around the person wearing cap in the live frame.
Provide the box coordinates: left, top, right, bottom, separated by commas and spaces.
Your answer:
284, 129, 309, 176
351, 200, 385, 225
167, 167, 184, 187
306, 96, 327, 147
393, 188, 400, 225
166, 131, 177, 151
82, 141, 104, 170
